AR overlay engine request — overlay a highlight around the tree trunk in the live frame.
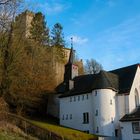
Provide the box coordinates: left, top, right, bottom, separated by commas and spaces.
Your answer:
0, 23, 13, 99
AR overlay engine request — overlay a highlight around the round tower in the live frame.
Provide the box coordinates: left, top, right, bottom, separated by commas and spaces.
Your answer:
92, 71, 118, 137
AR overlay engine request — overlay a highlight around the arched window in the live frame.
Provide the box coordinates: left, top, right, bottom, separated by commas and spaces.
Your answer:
135, 88, 139, 108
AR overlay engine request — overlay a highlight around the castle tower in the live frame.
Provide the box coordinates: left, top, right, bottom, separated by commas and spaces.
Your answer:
15, 10, 34, 38
64, 47, 78, 90
92, 71, 117, 137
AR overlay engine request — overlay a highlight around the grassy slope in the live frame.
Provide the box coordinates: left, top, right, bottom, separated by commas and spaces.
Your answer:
30, 118, 97, 140
0, 131, 26, 140
0, 122, 38, 140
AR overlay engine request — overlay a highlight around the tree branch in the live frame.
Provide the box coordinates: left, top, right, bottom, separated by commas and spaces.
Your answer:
0, 0, 11, 5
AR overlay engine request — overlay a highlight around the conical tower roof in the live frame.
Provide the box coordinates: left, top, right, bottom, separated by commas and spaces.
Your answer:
67, 47, 74, 64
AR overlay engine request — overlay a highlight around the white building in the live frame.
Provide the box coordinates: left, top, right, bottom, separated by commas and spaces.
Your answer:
120, 107, 140, 140
58, 47, 140, 140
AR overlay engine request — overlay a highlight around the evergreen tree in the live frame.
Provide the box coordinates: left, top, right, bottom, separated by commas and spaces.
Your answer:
51, 23, 65, 46
30, 12, 49, 45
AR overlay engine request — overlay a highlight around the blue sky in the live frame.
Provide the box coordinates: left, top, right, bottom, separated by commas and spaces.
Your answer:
24, 0, 140, 70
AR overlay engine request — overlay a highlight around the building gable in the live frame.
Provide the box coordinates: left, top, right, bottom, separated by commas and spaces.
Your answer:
110, 64, 139, 94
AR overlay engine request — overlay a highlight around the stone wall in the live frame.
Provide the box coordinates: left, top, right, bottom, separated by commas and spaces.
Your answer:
15, 10, 34, 38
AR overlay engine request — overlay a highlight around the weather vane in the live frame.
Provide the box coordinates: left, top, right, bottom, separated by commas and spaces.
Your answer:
71, 37, 73, 48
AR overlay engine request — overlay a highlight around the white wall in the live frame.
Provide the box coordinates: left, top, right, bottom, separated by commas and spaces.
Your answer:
129, 67, 140, 113
92, 89, 116, 137
129, 66, 140, 113
99, 137, 118, 140
114, 66, 140, 121
114, 94, 128, 132
121, 121, 140, 140
60, 93, 94, 133
115, 95, 125, 122
60, 89, 119, 136
71, 64, 78, 79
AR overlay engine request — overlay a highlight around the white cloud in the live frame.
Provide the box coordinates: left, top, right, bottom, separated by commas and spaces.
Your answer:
89, 15, 140, 70
24, 0, 70, 15
95, 15, 140, 47
67, 35, 88, 45
42, 3, 67, 15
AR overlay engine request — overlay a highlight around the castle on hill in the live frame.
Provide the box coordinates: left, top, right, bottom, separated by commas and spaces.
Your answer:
13, 10, 84, 117
14, 10, 84, 90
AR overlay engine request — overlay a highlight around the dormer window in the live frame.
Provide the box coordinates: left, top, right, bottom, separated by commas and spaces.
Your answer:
82, 95, 84, 100
78, 96, 80, 101
70, 97, 72, 102
74, 96, 76, 102
95, 91, 97, 96
86, 94, 88, 99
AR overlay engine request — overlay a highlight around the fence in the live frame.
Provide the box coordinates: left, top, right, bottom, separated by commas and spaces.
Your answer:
0, 112, 65, 140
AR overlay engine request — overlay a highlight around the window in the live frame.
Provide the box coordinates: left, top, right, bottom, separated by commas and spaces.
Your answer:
66, 114, 68, 120
115, 129, 118, 137
110, 99, 112, 105
95, 90, 98, 96
70, 114, 72, 120
82, 95, 84, 100
95, 110, 98, 116
62, 115, 64, 120
96, 127, 99, 133
132, 122, 140, 134
78, 96, 80, 101
70, 97, 72, 102
83, 112, 89, 124
84, 130, 89, 133
111, 117, 114, 123
86, 94, 88, 99
74, 96, 76, 102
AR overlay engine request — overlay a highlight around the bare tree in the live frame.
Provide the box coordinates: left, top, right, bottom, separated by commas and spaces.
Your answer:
85, 58, 103, 74
0, 4, 56, 113
0, 0, 11, 5
0, 0, 22, 97
0, 0, 25, 114
0, 2, 66, 115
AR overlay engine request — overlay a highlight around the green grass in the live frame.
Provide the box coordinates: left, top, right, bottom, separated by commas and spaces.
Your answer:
0, 131, 26, 140
30, 118, 97, 140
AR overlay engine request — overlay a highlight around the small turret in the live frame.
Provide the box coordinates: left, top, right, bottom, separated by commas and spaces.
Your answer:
64, 46, 78, 90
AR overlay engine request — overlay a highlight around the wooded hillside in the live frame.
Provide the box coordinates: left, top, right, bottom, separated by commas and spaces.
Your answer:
0, 0, 84, 115
0, 0, 68, 115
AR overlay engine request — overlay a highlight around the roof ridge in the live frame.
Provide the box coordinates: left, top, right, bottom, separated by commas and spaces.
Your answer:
110, 63, 139, 72
129, 66, 138, 92
101, 71, 113, 87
